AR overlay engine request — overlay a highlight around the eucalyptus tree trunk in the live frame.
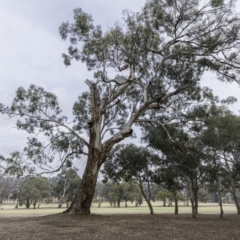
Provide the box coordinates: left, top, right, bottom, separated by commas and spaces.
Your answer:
139, 184, 154, 215
173, 193, 178, 214
64, 149, 103, 215
224, 156, 240, 215
65, 80, 133, 215
216, 182, 224, 218
193, 189, 198, 215
232, 191, 240, 215
218, 194, 224, 218
15, 199, 19, 209
178, 170, 196, 218
189, 185, 197, 218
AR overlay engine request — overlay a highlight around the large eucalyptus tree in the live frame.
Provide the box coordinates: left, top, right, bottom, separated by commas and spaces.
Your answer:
1, 0, 240, 214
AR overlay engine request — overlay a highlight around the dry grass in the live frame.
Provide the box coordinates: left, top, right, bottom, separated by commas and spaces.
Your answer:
0, 201, 238, 217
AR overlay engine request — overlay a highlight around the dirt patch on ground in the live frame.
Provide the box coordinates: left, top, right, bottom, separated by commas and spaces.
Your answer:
0, 213, 239, 239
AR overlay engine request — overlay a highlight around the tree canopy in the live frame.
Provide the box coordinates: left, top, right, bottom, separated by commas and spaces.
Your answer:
0, 0, 240, 215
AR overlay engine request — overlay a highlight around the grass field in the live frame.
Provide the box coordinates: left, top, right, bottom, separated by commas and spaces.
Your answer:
0, 201, 238, 217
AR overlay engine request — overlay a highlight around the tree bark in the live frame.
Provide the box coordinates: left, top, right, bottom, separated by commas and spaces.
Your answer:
193, 190, 198, 215
117, 199, 121, 207
139, 184, 154, 215
33, 200, 37, 209
64, 149, 102, 215
218, 194, 224, 218
15, 199, 19, 209
26, 198, 30, 209
190, 198, 197, 218
232, 191, 240, 214
98, 199, 102, 208
174, 194, 178, 214
64, 80, 133, 215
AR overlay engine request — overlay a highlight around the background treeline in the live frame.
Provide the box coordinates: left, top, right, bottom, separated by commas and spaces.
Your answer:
1, 97, 240, 218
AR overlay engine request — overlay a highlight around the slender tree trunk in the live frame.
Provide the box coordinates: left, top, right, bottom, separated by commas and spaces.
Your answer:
135, 198, 138, 207
98, 199, 102, 208
218, 194, 224, 218
125, 201, 128, 207
232, 191, 240, 214
15, 199, 19, 209
26, 198, 30, 209
174, 194, 178, 214
117, 199, 121, 207
163, 199, 166, 207
33, 200, 37, 209
64, 150, 102, 215
193, 190, 198, 215
139, 184, 154, 215
223, 154, 239, 214
190, 198, 197, 218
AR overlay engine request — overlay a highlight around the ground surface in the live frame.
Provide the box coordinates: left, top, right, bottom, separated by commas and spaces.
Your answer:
0, 213, 240, 240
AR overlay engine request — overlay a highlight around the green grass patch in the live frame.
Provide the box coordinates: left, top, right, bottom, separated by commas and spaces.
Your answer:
0, 201, 238, 217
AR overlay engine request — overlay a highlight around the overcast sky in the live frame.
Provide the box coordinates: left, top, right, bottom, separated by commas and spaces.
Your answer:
1, 1, 240, 176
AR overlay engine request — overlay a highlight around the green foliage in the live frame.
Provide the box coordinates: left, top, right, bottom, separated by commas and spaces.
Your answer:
18, 177, 52, 208
155, 189, 185, 203
107, 181, 141, 207
198, 188, 210, 203
54, 168, 81, 203
1, 0, 240, 214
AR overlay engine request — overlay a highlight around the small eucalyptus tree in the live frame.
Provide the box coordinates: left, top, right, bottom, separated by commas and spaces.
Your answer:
102, 144, 160, 214
201, 106, 240, 216
1, 0, 240, 215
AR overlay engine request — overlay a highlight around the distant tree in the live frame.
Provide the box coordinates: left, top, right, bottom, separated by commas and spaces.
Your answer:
200, 105, 240, 217
18, 177, 52, 209
155, 189, 184, 208
54, 168, 81, 208
94, 182, 113, 207
153, 165, 184, 214
198, 188, 210, 203
107, 181, 140, 208
102, 144, 160, 214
